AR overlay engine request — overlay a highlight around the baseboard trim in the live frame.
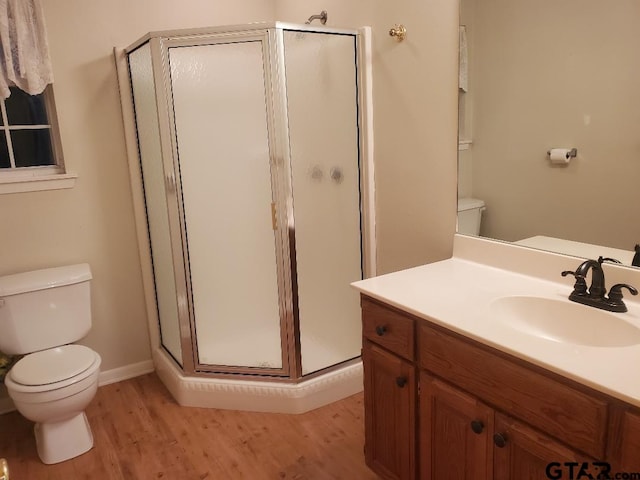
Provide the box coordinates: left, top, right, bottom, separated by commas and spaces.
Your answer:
98, 359, 155, 386
0, 359, 155, 415
154, 348, 364, 414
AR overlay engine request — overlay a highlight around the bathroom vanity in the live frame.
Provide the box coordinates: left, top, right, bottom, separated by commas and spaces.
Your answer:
353, 236, 640, 479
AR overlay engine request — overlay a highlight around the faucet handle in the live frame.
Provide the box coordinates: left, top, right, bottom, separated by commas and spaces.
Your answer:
561, 270, 588, 295
598, 256, 622, 265
608, 284, 639, 302
606, 284, 638, 313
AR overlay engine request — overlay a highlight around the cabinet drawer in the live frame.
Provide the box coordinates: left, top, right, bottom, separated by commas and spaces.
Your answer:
418, 323, 608, 458
362, 297, 415, 361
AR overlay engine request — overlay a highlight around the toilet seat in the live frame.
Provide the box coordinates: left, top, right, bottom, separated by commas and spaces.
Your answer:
6, 345, 101, 396
11, 345, 97, 386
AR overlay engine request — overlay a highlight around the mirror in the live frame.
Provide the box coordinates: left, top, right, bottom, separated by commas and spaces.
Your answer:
457, 0, 640, 267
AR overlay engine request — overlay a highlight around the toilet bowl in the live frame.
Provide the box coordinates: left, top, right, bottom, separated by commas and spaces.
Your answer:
0, 264, 101, 464
4, 345, 102, 464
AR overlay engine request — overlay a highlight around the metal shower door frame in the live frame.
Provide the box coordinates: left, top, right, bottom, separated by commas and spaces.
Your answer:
273, 26, 373, 378
155, 29, 296, 377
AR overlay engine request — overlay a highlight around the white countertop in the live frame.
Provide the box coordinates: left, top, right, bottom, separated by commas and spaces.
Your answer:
353, 251, 640, 407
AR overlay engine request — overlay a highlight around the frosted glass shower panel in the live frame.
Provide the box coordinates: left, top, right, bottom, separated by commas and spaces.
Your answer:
168, 41, 283, 369
283, 31, 363, 375
129, 43, 183, 365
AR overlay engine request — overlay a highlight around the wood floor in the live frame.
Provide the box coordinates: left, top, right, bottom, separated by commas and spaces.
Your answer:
0, 373, 378, 479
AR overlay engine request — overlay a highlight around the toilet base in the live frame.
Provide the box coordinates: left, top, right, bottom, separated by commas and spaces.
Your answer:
34, 412, 94, 464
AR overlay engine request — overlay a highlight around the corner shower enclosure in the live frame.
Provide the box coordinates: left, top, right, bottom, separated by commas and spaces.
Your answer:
123, 23, 373, 381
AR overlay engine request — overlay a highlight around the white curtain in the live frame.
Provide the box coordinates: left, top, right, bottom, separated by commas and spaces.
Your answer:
0, 0, 53, 99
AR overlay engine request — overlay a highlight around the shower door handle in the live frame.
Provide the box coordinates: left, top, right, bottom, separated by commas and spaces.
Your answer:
165, 173, 176, 193
271, 202, 278, 230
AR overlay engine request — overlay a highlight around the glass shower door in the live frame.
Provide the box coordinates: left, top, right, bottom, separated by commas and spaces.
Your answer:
282, 30, 363, 375
166, 36, 285, 371
129, 43, 183, 366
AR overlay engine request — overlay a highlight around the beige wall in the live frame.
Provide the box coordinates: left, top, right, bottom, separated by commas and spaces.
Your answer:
1, 0, 458, 402
466, 0, 640, 250
371, 1, 458, 273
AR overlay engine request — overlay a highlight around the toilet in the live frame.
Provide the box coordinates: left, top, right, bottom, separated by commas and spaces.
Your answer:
457, 197, 485, 235
0, 264, 101, 465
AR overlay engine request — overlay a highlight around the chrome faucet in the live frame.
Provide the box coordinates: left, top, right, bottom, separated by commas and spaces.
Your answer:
561, 257, 638, 312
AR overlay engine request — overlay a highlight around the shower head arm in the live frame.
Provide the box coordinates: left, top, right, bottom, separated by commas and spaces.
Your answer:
305, 10, 328, 25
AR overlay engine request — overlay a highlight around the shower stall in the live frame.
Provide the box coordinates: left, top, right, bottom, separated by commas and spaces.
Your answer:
117, 22, 374, 410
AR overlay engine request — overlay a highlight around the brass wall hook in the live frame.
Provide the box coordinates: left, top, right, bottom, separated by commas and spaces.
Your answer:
389, 24, 407, 42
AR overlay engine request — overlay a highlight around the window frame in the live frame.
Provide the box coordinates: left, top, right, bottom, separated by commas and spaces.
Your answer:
0, 85, 76, 194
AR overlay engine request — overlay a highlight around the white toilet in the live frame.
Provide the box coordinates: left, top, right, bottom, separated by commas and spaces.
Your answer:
0, 264, 101, 465
457, 197, 486, 235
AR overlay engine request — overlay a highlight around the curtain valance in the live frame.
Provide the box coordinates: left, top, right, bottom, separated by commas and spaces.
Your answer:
0, 0, 53, 99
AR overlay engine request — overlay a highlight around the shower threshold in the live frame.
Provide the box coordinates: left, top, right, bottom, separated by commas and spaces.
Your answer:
153, 348, 364, 414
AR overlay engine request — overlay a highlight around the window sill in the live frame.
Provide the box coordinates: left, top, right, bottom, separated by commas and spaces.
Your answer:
0, 172, 78, 194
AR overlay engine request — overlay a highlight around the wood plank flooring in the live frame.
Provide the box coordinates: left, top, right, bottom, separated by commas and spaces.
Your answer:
0, 373, 378, 479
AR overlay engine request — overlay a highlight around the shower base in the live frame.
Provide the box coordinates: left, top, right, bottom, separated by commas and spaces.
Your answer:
154, 348, 364, 413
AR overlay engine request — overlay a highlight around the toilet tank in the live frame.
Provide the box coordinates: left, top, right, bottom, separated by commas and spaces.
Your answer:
0, 264, 92, 355
457, 198, 485, 236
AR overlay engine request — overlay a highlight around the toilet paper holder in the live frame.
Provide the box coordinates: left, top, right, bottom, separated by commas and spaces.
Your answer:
547, 148, 577, 159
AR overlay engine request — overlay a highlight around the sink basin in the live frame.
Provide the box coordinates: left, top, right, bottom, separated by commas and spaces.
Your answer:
489, 296, 640, 347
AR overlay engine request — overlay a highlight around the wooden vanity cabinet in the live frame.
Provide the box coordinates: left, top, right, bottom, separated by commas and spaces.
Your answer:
361, 295, 640, 480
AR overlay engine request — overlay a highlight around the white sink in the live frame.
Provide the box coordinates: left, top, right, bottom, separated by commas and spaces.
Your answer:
490, 296, 640, 347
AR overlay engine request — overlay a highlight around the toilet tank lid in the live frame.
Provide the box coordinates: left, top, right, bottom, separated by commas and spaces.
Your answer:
458, 198, 485, 212
0, 264, 92, 297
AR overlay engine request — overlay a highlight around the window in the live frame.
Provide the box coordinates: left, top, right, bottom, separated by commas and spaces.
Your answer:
1, 86, 55, 169
0, 86, 75, 194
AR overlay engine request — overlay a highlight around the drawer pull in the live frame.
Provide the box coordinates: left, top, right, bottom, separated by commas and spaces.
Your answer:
470, 420, 484, 434
396, 376, 407, 388
375, 325, 387, 336
493, 433, 507, 448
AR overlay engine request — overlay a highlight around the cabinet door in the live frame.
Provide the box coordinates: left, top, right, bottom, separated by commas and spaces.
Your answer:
419, 373, 493, 480
608, 408, 640, 470
494, 414, 594, 480
363, 340, 416, 480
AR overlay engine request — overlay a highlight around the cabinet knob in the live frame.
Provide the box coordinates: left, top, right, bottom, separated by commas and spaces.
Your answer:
470, 420, 484, 434
375, 325, 387, 336
493, 433, 507, 448
396, 377, 407, 388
